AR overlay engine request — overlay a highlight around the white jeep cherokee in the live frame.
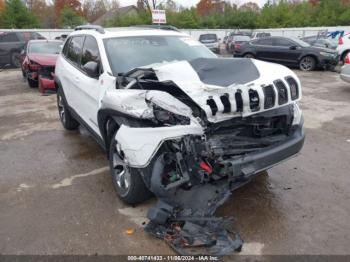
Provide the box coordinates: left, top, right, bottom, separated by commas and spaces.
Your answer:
55, 25, 305, 205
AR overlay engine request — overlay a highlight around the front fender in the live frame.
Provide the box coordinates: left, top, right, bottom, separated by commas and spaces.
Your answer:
115, 124, 203, 168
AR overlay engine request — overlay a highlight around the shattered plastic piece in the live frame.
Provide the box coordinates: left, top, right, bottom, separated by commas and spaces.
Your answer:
145, 183, 243, 256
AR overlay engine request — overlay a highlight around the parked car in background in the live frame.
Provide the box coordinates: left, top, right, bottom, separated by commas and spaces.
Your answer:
0, 31, 45, 67
337, 33, 350, 63
22, 40, 62, 92
234, 36, 338, 71
225, 31, 251, 51
340, 54, 350, 83
302, 35, 337, 49
227, 35, 251, 53
55, 34, 68, 41
251, 32, 271, 39
199, 33, 220, 53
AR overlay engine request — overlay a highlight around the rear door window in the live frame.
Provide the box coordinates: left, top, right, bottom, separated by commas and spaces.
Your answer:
274, 38, 293, 47
62, 37, 71, 57
66, 36, 84, 66
81, 36, 101, 76
254, 38, 273, 46
0, 33, 19, 43
81, 36, 100, 67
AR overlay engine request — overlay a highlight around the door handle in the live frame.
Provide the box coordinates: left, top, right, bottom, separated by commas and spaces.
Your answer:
74, 76, 80, 83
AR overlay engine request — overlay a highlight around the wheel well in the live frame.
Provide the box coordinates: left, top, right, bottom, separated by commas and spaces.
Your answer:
54, 76, 62, 92
97, 112, 120, 157
341, 50, 350, 60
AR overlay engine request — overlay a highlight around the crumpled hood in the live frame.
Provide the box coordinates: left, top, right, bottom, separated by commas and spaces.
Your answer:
148, 58, 301, 122
102, 58, 301, 125
28, 53, 58, 66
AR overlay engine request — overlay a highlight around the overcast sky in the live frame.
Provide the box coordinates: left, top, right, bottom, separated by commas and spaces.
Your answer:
119, 0, 268, 8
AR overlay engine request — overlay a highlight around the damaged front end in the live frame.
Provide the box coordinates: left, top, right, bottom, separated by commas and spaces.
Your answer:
102, 58, 305, 255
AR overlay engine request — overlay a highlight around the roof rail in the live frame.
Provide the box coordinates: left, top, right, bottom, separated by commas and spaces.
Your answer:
75, 25, 105, 34
132, 25, 180, 32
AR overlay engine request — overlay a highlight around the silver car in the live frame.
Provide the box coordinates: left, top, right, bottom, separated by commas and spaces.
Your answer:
340, 64, 350, 83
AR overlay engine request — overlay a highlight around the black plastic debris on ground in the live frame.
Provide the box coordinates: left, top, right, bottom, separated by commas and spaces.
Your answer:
145, 182, 243, 256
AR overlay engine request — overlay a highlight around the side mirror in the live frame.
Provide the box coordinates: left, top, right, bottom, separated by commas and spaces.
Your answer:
290, 45, 297, 50
83, 61, 100, 78
20, 49, 25, 55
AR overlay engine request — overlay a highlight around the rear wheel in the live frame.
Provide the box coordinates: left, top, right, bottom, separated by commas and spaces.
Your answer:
109, 132, 152, 205
57, 88, 79, 130
11, 51, 21, 68
299, 56, 316, 71
244, 53, 255, 59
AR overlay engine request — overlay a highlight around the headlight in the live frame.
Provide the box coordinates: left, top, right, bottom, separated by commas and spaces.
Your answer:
292, 103, 302, 126
153, 105, 190, 126
320, 52, 335, 57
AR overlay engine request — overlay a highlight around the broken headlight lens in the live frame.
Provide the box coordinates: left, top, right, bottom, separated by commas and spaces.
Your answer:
153, 105, 190, 126
292, 102, 302, 126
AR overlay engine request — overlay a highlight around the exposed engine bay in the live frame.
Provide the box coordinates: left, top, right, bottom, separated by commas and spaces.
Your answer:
101, 58, 305, 255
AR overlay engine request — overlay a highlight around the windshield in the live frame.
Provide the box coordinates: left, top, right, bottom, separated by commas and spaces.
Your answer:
199, 34, 217, 41
233, 35, 251, 41
28, 42, 62, 54
291, 37, 310, 47
104, 35, 216, 74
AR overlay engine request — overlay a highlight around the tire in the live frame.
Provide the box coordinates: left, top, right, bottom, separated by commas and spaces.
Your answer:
109, 131, 152, 205
243, 53, 255, 59
57, 88, 79, 130
299, 56, 316, 71
27, 77, 38, 88
11, 51, 21, 68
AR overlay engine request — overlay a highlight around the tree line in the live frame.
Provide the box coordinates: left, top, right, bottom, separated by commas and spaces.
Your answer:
0, 0, 119, 28
1, 0, 350, 29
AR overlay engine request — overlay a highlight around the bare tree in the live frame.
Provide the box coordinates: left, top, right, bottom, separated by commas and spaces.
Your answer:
104, 0, 119, 10
137, 0, 160, 12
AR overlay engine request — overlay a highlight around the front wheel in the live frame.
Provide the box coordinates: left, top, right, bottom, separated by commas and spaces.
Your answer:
299, 56, 316, 71
27, 77, 38, 88
244, 53, 255, 59
109, 133, 152, 205
57, 88, 79, 130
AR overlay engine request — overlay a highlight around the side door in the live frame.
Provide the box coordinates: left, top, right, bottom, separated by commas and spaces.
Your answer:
252, 38, 274, 62
271, 38, 303, 65
59, 35, 85, 114
0, 33, 20, 65
75, 35, 103, 135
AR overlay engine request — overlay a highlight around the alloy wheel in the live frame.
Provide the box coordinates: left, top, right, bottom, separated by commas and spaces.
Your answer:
58, 95, 66, 124
112, 143, 131, 196
300, 57, 314, 71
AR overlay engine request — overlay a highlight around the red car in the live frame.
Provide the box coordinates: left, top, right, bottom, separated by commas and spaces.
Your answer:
22, 40, 62, 93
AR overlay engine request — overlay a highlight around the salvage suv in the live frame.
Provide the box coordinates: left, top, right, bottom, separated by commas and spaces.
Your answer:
55, 26, 305, 205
